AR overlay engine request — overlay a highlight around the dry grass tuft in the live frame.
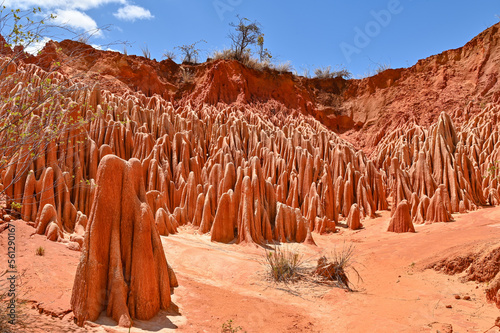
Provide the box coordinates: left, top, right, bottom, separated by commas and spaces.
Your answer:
264, 245, 305, 283
35, 246, 45, 256
180, 67, 195, 84
314, 242, 362, 291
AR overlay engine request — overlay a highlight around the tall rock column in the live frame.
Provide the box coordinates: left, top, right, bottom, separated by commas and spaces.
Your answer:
71, 155, 178, 327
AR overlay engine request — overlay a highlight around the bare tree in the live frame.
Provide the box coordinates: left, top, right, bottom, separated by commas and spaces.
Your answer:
175, 40, 206, 64
228, 15, 262, 61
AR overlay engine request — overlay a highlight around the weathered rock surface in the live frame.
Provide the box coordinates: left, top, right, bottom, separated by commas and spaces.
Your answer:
3, 22, 500, 248
70, 155, 178, 327
387, 200, 415, 233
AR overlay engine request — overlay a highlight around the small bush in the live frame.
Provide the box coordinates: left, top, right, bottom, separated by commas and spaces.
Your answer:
180, 67, 194, 84
314, 243, 361, 291
264, 246, 304, 283
244, 57, 270, 71
221, 319, 244, 333
35, 246, 45, 256
314, 66, 352, 79
10, 202, 21, 211
176, 40, 206, 64
272, 61, 293, 74
211, 49, 270, 72
211, 49, 238, 61
163, 50, 176, 61
375, 63, 390, 74
141, 44, 151, 59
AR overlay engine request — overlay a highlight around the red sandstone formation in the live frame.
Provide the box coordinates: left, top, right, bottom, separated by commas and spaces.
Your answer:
19, 23, 500, 152
2, 19, 500, 250
2, 21, 500, 329
346, 204, 362, 230
3, 32, 500, 246
71, 155, 178, 327
387, 200, 415, 233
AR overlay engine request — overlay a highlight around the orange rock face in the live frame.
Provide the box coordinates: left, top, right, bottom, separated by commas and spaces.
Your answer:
3, 23, 500, 329
387, 200, 415, 233
3, 38, 500, 247
70, 155, 177, 327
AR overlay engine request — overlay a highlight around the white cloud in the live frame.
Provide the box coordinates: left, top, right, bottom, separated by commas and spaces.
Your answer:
23, 37, 51, 55
3, 0, 126, 11
2, 0, 154, 41
53, 9, 102, 36
91, 44, 119, 52
113, 4, 153, 22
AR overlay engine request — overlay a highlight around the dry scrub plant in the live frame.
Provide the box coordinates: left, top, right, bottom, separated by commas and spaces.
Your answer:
264, 245, 305, 283
314, 242, 362, 291
221, 319, 245, 333
35, 246, 45, 256
314, 65, 352, 79
263, 242, 362, 292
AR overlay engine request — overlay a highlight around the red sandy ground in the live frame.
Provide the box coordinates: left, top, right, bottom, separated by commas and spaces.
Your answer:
2, 207, 500, 332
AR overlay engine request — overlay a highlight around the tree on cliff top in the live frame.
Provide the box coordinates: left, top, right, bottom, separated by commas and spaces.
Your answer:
228, 15, 264, 61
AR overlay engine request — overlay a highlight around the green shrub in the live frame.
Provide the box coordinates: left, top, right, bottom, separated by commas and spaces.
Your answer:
221, 319, 244, 333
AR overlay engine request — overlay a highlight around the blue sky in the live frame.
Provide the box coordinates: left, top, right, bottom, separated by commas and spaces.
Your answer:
6, 0, 500, 77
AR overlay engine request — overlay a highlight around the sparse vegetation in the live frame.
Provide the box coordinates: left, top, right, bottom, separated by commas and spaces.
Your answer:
141, 43, 151, 59
35, 246, 45, 256
10, 202, 21, 211
263, 243, 362, 291
221, 319, 245, 333
375, 62, 390, 74
300, 66, 312, 78
486, 160, 500, 181
264, 246, 305, 283
180, 67, 194, 83
315, 243, 361, 291
210, 48, 238, 62
314, 66, 352, 79
175, 40, 206, 64
163, 50, 176, 61
77, 34, 90, 44
272, 61, 293, 74
211, 48, 270, 71
257, 34, 272, 63
0, 6, 105, 213
228, 15, 263, 61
